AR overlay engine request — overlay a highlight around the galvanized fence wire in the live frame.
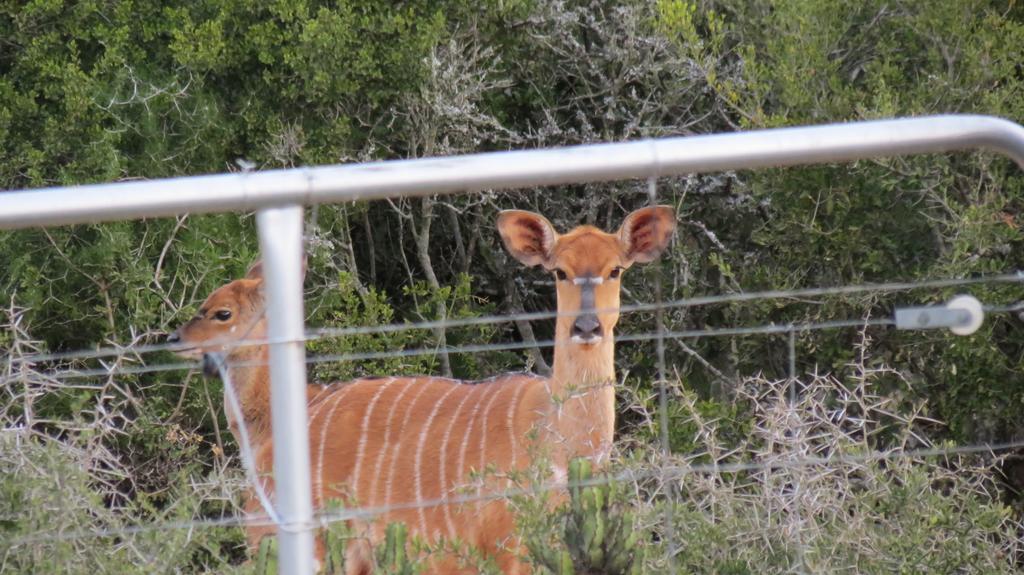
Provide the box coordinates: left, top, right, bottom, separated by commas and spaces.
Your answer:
18, 316, 903, 384
210, 352, 281, 526
7, 436, 1024, 549
7, 272, 1023, 382
11, 270, 1024, 368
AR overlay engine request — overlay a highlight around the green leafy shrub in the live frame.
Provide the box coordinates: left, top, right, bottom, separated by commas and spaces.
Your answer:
524, 458, 646, 575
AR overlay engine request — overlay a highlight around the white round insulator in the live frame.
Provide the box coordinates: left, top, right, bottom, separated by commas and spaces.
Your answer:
947, 295, 984, 336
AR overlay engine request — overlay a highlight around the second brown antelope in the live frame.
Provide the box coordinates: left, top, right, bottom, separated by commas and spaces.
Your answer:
168, 205, 675, 574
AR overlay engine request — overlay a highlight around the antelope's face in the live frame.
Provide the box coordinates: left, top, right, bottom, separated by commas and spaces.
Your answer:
167, 262, 267, 359
498, 206, 676, 347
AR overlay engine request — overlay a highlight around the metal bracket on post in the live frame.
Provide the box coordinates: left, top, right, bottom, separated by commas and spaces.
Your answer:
894, 294, 985, 335
257, 205, 315, 575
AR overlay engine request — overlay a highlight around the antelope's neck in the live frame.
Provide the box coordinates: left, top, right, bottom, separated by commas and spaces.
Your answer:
224, 345, 274, 447
548, 327, 617, 463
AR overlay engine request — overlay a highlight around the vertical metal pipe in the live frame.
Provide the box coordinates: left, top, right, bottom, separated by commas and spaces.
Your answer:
257, 205, 315, 575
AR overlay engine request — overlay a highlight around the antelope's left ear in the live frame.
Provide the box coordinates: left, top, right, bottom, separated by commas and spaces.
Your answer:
617, 206, 676, 264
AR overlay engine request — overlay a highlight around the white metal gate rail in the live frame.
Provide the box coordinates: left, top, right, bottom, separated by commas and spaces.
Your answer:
3, 114, 1024, 574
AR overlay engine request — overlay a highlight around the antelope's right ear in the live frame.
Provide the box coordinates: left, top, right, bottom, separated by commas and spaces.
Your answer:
244, 257, 306, 281
497, 210, 558, 268
245, 261, 264, 280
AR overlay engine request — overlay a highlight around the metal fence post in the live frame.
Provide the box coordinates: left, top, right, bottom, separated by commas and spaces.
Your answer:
257, 205, 315, 575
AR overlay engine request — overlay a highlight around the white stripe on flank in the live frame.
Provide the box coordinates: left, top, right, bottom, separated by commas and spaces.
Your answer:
437, 384, 481, 539
316, 382, 357, 505
306, 385, 349, 504
383, 379, 435, 515
506, 381, 529, 471
304, 387, 336, 503
476, 381, 514, 514
370, 379, 417, 506
455, 381, 490, 516
350, 377, 395, 502
414, 382, 461, 537
306, 384, 338, 427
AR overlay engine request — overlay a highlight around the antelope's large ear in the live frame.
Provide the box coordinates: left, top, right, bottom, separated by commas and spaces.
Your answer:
618, 206, 676, 264
244, 256, 307, 281
497, 210, 558, 268
245, 260, 264, 280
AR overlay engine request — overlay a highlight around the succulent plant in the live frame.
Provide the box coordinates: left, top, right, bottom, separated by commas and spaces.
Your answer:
528, 458, 644, 575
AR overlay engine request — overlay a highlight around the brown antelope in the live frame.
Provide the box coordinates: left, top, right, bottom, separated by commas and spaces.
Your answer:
168, 205, 675, 574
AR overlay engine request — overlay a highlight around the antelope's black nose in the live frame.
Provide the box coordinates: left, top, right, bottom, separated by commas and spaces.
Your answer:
202, 353, 223, 379
167, 331, 181, 344
572, 315, 602, 341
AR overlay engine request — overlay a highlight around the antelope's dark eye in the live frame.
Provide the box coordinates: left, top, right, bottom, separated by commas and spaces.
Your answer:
609, 267, 622, 280
554, 269, 568, 281
213, 309, 232, 321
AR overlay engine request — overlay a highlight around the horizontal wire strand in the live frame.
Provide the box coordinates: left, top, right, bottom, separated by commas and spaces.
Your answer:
38, 317, 897, 381
14, 271, 1024, 366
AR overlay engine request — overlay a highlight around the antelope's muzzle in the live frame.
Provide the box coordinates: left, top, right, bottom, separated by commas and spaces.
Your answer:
571, 276, 603, 344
